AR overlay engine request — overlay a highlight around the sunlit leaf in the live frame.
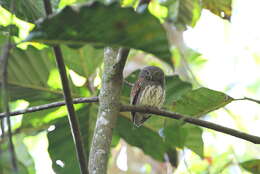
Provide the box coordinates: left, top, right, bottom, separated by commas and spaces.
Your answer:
172, 87, 234, 117
0, 0, 60, 22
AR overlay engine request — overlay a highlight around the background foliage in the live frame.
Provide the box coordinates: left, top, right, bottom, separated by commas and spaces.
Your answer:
0, 0, 259, 173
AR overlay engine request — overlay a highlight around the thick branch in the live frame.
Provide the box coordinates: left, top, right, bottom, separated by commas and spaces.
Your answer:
88, 47, 129, 174
43, 0, 88, 173
121, 105, 260, 144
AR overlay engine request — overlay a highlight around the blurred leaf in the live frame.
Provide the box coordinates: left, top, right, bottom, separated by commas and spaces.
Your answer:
47, 105, 94, 174
14, 134, 36, 174
0, 24, 19, 36
165, 148, 178, 167
184, 123, 203, 157
240, 159, 260, 174
164, 120, 203, 157
0, 137, 32, 174
172, 87, 234, 117
0, 0, 60, 23
61, 45, 103, 77
202, 0, 232, 20
116, 116, 168, 161
26, 2, 172, 63
165, 0, 202, 29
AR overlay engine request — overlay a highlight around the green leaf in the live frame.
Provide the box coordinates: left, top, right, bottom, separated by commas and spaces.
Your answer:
172, 87, 234, 117
165, 75, 192, 105
183, 123, 203, 157
165, 0, 202, 29
61, 45, 103, 77
47, 105, 94, 174
0, 136, 33, 174
164, 120, 204, 157
0, 0, 60, 22
115, 116, 168, 161
202, 0, 232, 20
240, 159, 260, 174
0, 24, 19, 36
26, 2, 172, 63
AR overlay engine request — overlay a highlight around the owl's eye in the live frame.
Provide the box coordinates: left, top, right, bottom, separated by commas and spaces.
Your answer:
145, 70, 151, 80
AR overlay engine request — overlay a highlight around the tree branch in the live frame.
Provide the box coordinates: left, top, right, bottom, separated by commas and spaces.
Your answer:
0, 97, 98, 118
0, 96, 260, 144
88, 47, 129, 174
0, 0, 18, 172
0, 39, 18, 173
120, 105, 260, 144
234, 97, 260, 105
43, 0, 88, 173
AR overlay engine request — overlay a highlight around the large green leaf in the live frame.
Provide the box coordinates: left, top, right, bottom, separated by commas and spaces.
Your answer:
47, 105, 94, 174
116, 116, 166, 161
165, 75, 192, 105
172, 87, 234, 117
26, 2, 172, 63
61, 45, 103, 77
202, 0, 232, 20
0, 0, 60, 22
0, 33, 104, 129
163, 120, 204, 157
240, 159, 260, 174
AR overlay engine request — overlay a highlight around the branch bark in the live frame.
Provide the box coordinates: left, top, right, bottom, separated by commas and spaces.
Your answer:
120, 105, 260, 144
88, 47, 129, 174
0, 96, 260, 145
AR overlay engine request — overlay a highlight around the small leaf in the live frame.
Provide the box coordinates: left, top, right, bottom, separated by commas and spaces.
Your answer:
26, 2, 172, 63
172, 87, 233, 117
240, 159, 260, 174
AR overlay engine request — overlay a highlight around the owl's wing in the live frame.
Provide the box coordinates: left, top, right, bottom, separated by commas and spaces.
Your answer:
130, 78, 143, 118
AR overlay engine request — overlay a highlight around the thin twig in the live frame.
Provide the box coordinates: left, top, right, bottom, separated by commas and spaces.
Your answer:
42, 0, 88, 173
234, 97, 260, 105
120, 105, 260, 144
0, 97, 98, 118
0, 0, 18, 172
1, 40, 18, 173
124, 80, 134, 87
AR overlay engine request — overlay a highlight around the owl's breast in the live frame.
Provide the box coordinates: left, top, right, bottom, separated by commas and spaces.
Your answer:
139, 85, 165, 107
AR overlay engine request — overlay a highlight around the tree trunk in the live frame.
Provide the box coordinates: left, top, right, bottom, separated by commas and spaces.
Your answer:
88, 47, 129, 174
